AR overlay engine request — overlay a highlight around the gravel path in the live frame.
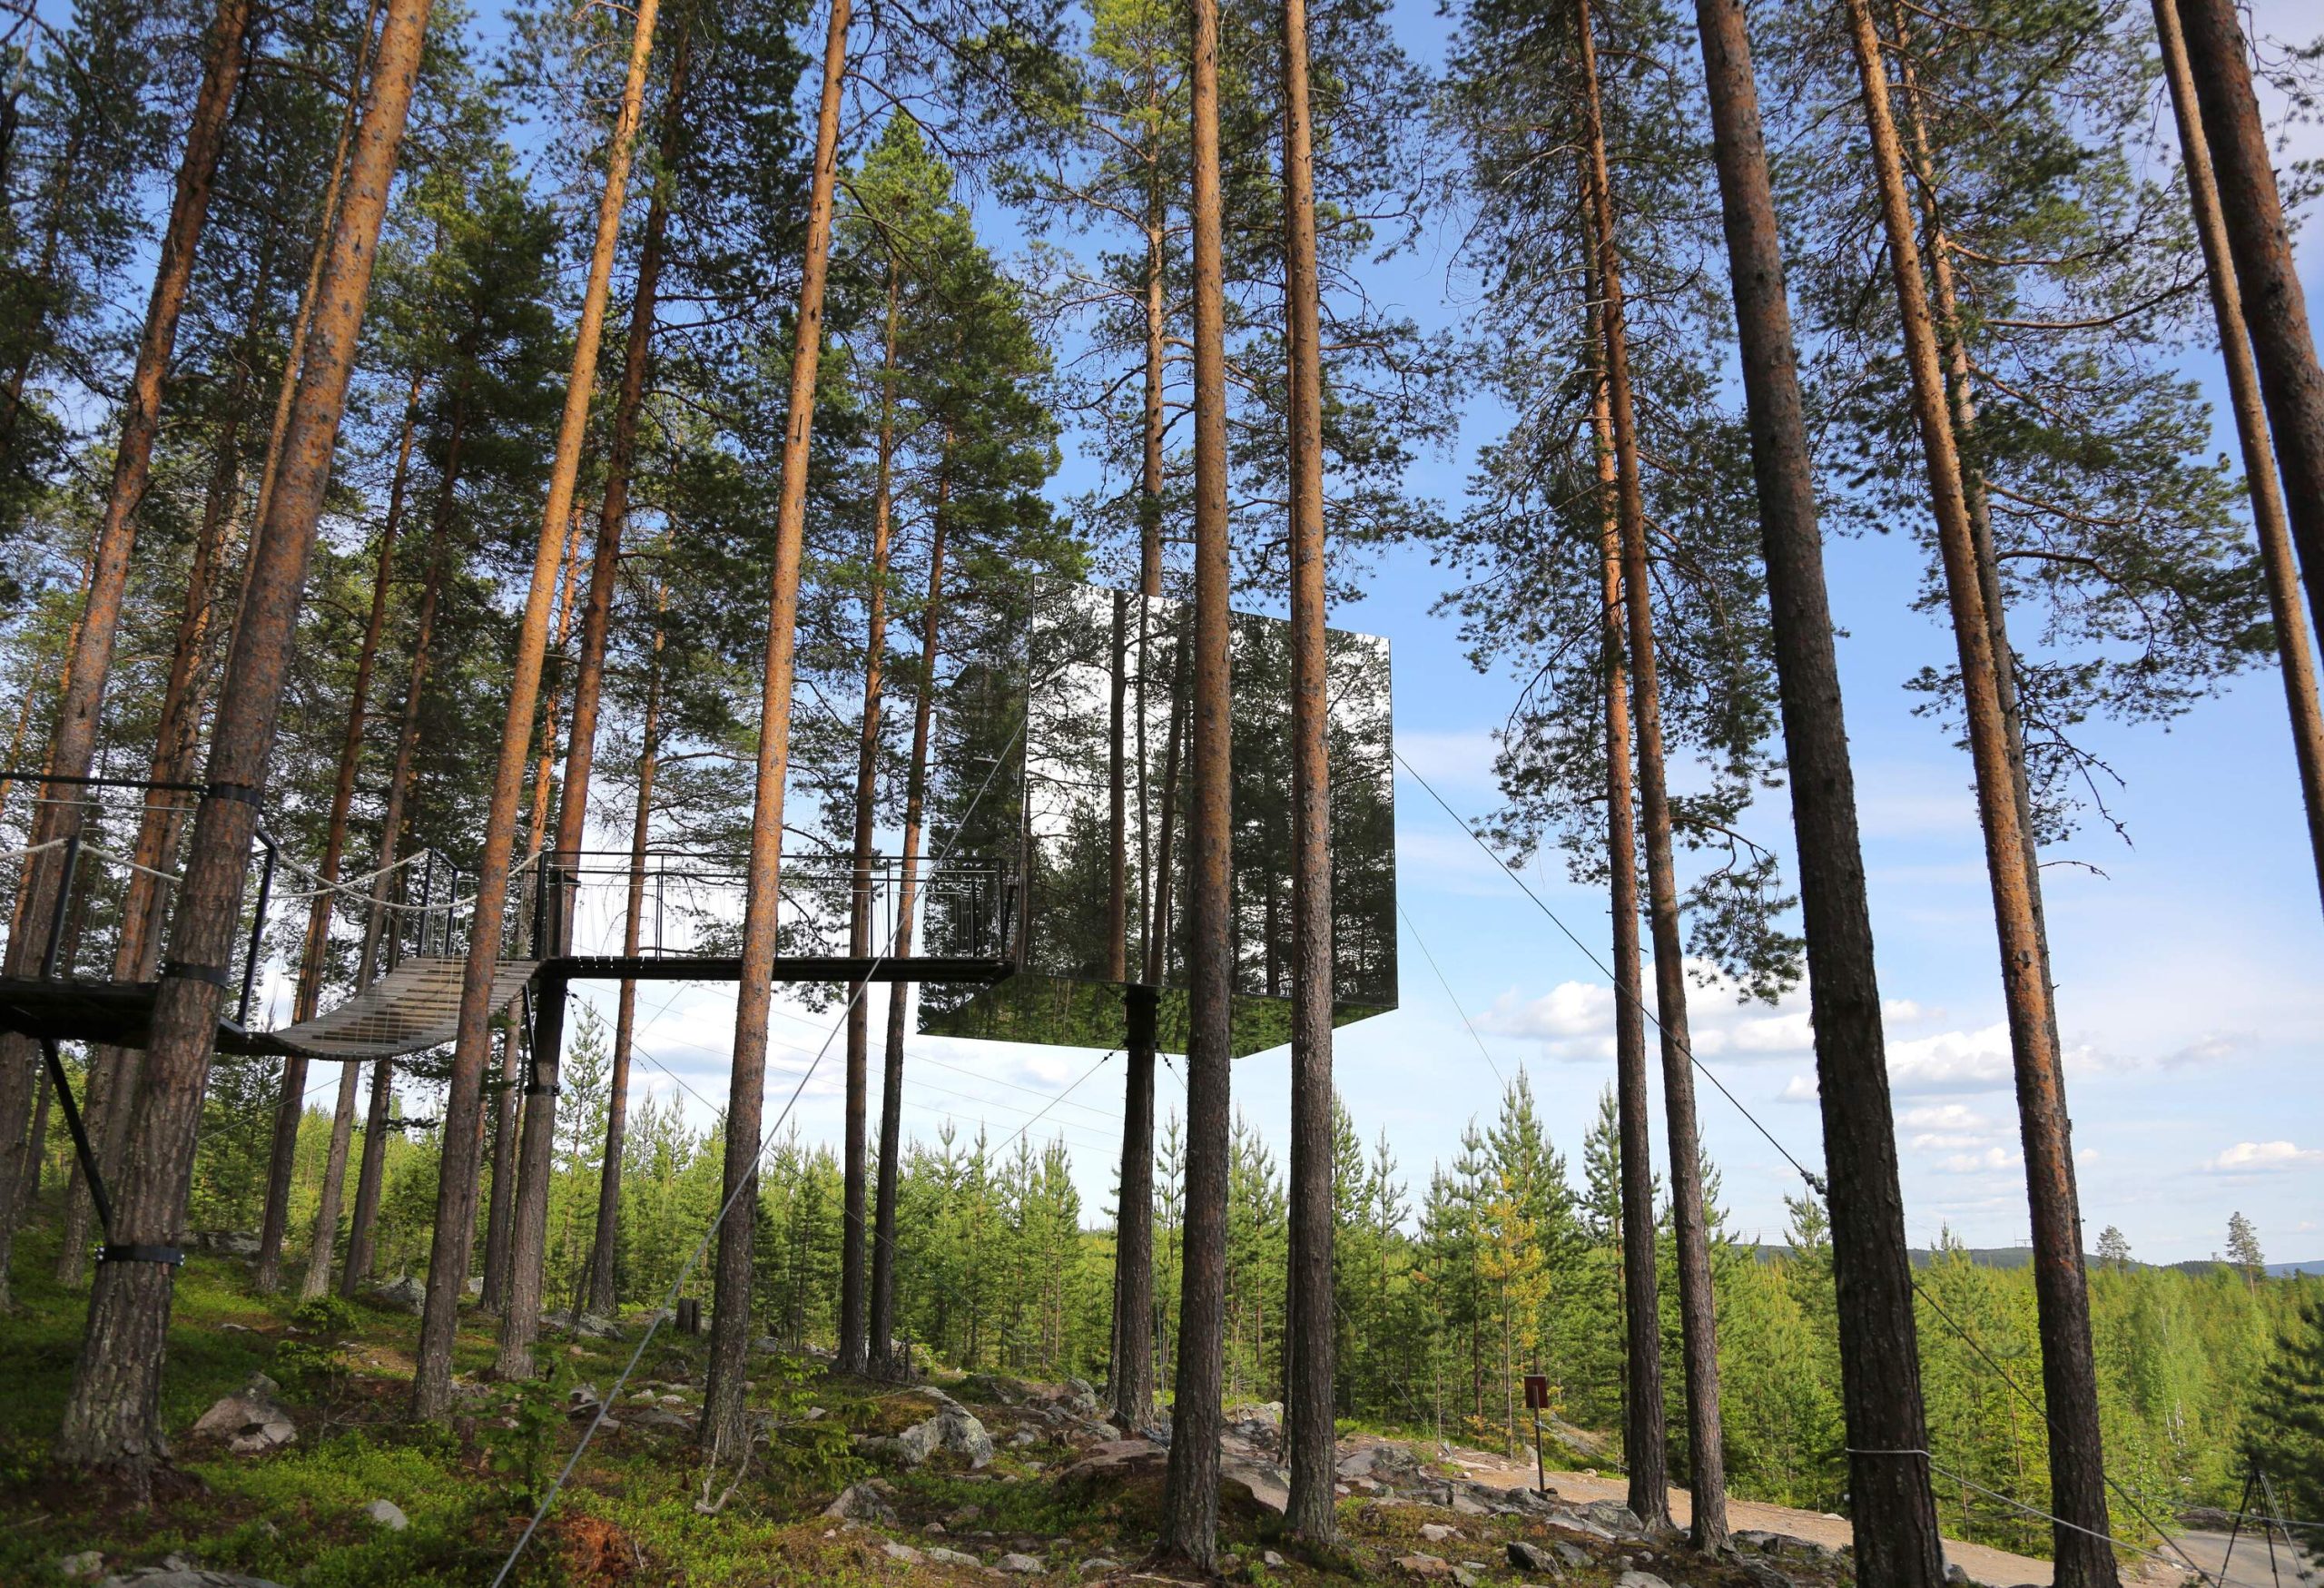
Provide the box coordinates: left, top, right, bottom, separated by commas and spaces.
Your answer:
2167, 1528, 2319, 1588
1445, 1441, 2062, 1585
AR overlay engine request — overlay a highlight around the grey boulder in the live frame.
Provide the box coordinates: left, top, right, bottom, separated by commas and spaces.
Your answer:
366, 1275, 425, 1314
1506, 1541, 1563, 1573
825, 1481, 901, 1526
189, 1378, 295, 1456
898, 1402, 994, 1468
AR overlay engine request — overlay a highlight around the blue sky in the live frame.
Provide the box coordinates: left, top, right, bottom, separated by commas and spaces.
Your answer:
538, 0, 2324, 1267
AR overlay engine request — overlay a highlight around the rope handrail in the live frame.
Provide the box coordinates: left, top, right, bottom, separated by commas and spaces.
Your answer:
0, 836, 70, 869
76, 840, 184, 887
268, 843, 458, 905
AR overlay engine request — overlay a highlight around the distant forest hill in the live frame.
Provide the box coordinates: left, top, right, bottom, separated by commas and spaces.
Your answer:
1745, 1244, 2324, 1277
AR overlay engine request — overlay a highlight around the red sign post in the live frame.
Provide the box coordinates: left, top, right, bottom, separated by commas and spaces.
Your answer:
1521, 1375, 1551, 1495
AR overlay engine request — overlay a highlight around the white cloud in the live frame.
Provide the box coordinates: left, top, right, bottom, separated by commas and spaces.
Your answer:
1019, 1050, 1078, 1085
1732, 1010, 1815, 1054
1481, 981, 1614, 1042
2064, 1032, 2243, 1080
1897, 1101, 2014, 1158
1480, 962, 1818, 1067
2208, 1140, 2323, 1173
1902, 1103, 1990, 1132
1887, 1022, 2013, 1094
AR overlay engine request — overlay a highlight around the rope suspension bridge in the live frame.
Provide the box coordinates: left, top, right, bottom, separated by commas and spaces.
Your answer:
0, 769, 1025, 1261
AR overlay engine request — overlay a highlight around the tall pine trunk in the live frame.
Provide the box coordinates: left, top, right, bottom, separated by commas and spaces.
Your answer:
243, 1, 397, 1298
57, 252, 271, 1282
1157, 0, 1233, 1551
1677, 35, 1945, 1554
412, 0, 663, 1413
1280, 0, 1335, 1537
1584, 268, 1666, 1535
2157, 0, 2324, 907
54, 0, 434, 1476
250, 1071, 309, 1294
559, 5, 692, 1326
248, 0, 386, 553
1577, 0, 1727, 1538
342, 407, 463, 1295
1571, 0, 1672, 1529
1887, 9, 2061, 1067
0, 0, 251, 1299
480, 1028, 519, 1310
1840, 4, 2115, 1578
702, 0, 850, 1459
1106, 124, 1171, 1433
2173, 0, 2324, 625
298, 373, 424, 1300
873, 458, 949, 1373
257, 376, 421, 1298
493, 504, 587, 1352
589, 584, 666, 1315
857, 266, 903, 1372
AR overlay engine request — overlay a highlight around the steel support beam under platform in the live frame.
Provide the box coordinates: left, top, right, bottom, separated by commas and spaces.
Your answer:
0, 953, 1015, 1058
0, 979, 225, 1051
541, 954, 1015, 985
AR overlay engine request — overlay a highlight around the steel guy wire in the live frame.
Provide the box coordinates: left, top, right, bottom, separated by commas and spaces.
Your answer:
1393, 746, 1827, 1197
1904, 1266, 2219, 1581
615, 979, 1125, 1146
488, 705, 1029, 1588
1398, 746, 2228, 1581
623, 998, 1123, 1143
1851, 1447, 2221, 1585
1396, 898, 1506, 1090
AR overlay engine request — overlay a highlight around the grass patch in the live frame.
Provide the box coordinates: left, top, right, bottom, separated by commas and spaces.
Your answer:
0, 1218, 1795, 1588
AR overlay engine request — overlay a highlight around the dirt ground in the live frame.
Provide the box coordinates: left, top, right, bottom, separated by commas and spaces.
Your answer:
2164, 1529, 2318, 1588
1442, 1437, 2203, 1588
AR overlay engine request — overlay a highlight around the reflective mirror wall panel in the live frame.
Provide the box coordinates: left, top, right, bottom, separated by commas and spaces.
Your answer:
919, 580, 1395, 1058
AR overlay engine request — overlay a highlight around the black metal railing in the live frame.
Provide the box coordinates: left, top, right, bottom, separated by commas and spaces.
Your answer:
0, 768, 1021, 1039
532, 849, 1019, 964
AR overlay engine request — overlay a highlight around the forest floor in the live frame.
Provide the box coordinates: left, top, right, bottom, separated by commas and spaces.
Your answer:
0, 1234, 2186, 1588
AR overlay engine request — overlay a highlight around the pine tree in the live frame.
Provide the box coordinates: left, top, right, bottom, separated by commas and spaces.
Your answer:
2226, 1212, 2265, 1291
55, 0, 439, 1478
2250, 1292, 2324, 1558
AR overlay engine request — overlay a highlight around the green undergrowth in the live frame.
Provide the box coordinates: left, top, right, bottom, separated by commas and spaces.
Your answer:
0, 1223, 1791, 1588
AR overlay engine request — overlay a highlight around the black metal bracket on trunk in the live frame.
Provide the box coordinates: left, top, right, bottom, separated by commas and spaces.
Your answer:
1123, 981, 1159, 1052
41, 1036, 113, 1241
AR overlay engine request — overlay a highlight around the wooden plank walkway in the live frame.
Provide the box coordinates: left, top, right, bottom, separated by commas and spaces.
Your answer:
244, 954, 537, 1060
